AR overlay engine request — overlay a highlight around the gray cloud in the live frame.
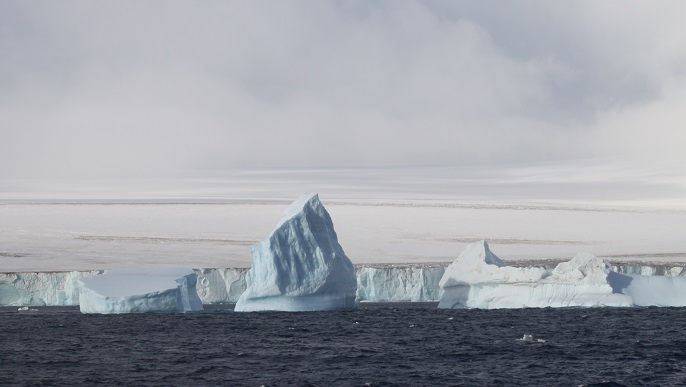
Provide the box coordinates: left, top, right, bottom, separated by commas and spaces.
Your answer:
1, 1, 685, 178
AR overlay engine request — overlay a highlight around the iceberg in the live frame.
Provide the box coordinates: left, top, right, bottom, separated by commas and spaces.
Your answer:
438, 241, 633, 309
234, 193, 358, 311
78, 267, 203, 314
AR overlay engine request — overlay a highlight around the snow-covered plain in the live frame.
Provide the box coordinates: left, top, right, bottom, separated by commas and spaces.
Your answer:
1, 165, 685, 282
1, 199, 685, 272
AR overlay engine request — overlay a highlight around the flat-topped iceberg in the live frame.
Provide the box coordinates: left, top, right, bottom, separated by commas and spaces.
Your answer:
438, 241, 632, 309
78, 267, 203, 314
234, 193, 358, 312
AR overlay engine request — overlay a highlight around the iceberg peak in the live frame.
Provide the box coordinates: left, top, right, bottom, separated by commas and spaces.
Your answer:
550, 252, 612, 284
458, 240, 505, 268
235, 193, 357, 311
438, 240, 541, 289
274, 192, 322, 229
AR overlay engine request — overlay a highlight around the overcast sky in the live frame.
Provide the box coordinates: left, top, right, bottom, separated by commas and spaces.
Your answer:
1, 1, 685, 179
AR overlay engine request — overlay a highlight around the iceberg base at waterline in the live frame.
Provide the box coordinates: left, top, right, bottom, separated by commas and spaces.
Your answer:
439, 281, 633, 309
78, 267, 203, 314
233, 293, 357, 312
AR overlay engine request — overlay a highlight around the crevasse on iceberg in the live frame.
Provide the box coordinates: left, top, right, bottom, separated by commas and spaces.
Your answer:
78, 267, 203, 314
438, 240, 632, 309
234, 193, 358, 312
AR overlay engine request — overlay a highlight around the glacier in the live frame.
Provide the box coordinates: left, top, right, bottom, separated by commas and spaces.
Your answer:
3, 260, 686, 307
234, 193, 358, 312
438, 241, 633, 309
78, 267, 203, 314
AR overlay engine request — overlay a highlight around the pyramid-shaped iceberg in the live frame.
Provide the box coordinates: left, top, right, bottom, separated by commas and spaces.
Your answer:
234, 193, 358, 311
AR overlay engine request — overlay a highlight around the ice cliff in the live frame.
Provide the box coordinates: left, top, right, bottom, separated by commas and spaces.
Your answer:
607, 272, 686, 307
0, 266, 440, 306
78, 267, 203, 314
234, 193, 358, 312
0, 270, 101, 306
3, 257, 686, 307
438, 241, 633, 309
355, 264, 444, 302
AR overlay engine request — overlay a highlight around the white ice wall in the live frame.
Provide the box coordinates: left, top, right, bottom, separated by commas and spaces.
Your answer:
2, 263, 686, 306
611, 265, 686, 276
0, 270, 101, 306
355, 265, 445, 302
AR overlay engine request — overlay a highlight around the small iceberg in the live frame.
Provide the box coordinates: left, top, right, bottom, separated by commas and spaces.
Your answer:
518, 334, 546, 343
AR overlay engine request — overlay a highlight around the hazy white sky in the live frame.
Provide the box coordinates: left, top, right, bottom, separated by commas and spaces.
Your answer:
2, 1, 685, 179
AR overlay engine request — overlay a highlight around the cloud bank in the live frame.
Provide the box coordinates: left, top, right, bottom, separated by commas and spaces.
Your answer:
1, 1, 685, 178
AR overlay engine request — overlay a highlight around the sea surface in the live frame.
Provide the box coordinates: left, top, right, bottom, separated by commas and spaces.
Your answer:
2, 303, 686, 386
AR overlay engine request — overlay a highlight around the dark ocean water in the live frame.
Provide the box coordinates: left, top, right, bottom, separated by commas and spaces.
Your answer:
2, 304, 686, 386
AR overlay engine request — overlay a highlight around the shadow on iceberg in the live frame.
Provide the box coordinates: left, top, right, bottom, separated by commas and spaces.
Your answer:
608, 270, 686, 307
234, 193, 358, 312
